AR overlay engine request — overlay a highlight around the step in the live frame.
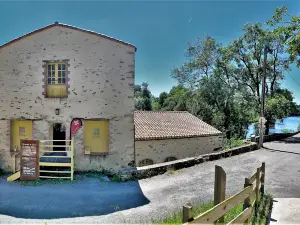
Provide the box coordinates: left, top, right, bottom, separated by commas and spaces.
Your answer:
39, 170, 71, 173
7, 171, 20, 182
40, 162, 72, 167
40, 156, 71, 158
39, 175, 71, 179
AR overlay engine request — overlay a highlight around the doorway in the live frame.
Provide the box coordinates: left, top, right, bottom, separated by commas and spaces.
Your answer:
53, 123, 66, 151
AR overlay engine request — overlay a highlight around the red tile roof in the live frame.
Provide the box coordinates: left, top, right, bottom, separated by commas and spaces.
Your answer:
0, 22, 136, 51
134, 111, 222, 141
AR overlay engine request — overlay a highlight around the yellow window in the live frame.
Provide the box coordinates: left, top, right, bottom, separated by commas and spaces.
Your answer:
11, 120, 33, 151
84, 120, 109, 154
46, 62, 67, 98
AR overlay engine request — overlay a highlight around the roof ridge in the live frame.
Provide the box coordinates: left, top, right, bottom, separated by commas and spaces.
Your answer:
0, 22, 137, 51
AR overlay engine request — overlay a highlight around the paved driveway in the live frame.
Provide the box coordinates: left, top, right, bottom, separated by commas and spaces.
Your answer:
1, 134, 300, 224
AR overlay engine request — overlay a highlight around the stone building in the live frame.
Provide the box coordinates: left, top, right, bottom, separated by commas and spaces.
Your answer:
0, 22, 136, 173
134, 111, 223, 166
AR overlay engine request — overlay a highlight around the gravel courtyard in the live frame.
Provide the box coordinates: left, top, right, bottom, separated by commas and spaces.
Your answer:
1, 134, 300, 224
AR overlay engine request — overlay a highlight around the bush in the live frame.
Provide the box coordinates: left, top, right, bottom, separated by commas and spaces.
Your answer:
281, 129, 294, 133
111, 174, 122, 182
225, 138, 247, 149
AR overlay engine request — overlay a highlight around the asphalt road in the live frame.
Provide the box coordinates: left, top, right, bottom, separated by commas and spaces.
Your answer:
1, 134, 300, 224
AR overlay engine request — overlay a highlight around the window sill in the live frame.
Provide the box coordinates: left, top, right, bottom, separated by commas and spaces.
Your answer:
45, 96, 68, 99
89, 152, 109, 156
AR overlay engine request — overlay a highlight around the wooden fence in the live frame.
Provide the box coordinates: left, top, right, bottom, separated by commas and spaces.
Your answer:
39, 139, 75, 180
182, 162, 265, 225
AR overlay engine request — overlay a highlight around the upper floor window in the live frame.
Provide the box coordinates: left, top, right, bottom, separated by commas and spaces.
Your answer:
47, 63, 66, 84
45, 62, 68, 98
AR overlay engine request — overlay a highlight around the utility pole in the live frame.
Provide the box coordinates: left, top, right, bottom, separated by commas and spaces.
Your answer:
259, 45, 268, 148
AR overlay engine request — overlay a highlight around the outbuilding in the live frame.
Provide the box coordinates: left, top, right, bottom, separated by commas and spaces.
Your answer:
134, 111, 224, 166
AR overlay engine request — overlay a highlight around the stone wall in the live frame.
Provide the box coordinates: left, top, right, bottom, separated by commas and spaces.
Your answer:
251, 132, 300, 143
0, 120, 13, 171
120, 143, 258, 180
0, 25, 135, 172
135, 135, 224, 166
122, 132, 299, 179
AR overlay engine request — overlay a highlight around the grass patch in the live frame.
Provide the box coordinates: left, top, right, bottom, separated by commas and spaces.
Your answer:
251, 194, 273, 225
78, 171, 122, 182
11, 171, 122, 186
281, 129, 294, 133
225, 138, 250, 150
153, 194, 273, 225
167, 169, 177, 175
154, 201, 214, 225
82, 172, 109, 182
15, 177, 76, 186
0, 169, 6, 177
76, 170, 124, 182
0, 169, 13, 177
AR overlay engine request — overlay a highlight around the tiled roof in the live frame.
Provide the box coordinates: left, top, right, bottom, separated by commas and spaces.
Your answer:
134, 111, 222, 141
0, 22, 136, 51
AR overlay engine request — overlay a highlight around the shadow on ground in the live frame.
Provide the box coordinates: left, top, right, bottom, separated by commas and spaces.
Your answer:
276, 136, 300, 144
264, 146, 300, 156
0, 176, 149, 219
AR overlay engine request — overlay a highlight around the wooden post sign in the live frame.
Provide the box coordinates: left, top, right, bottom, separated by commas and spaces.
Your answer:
20, 140, 39, 181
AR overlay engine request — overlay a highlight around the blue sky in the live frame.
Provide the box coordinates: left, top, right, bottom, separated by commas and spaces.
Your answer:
1, 0, 300, 103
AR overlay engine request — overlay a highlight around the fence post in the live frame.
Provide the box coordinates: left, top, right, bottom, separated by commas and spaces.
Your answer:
261, 162, 265, 196
214, 165, 226, 224
182, 203, 193, 223
255, 167, 261, 213
243, 178, 251, 224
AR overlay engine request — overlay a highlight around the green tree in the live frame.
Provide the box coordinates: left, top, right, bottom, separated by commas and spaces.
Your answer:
171, 20, 293, 137
267, 6, 300, 66
226, 22, 289, 105
158, 92, 168, 107
264, 90, 297, 134
134, 82, 152, 111
171, 36, 258, 138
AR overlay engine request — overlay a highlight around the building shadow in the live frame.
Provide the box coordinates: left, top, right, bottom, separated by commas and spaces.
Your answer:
0, 176, 150, 219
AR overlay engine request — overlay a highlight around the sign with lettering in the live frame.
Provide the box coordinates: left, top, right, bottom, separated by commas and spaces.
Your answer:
20, 140, 39, 181
71, 119, 82, 137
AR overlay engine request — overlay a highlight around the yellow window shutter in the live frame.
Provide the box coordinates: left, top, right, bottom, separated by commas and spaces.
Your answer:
11, 120, 33, 151
84, 120, 109, 154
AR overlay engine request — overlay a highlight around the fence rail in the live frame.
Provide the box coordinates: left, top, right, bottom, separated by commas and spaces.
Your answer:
38, 139, 75, 180
182, 162, 265, 225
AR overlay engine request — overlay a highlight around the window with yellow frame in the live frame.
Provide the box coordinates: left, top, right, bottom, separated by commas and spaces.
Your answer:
46, 62, 67, 97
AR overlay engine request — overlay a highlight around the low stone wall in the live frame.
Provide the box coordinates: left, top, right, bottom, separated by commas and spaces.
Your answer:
251, 132, 299, 143
120, 132, 299, 180
120, 142, 258, 180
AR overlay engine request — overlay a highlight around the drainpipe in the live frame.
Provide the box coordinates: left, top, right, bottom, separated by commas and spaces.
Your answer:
134, 123, 136, 167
